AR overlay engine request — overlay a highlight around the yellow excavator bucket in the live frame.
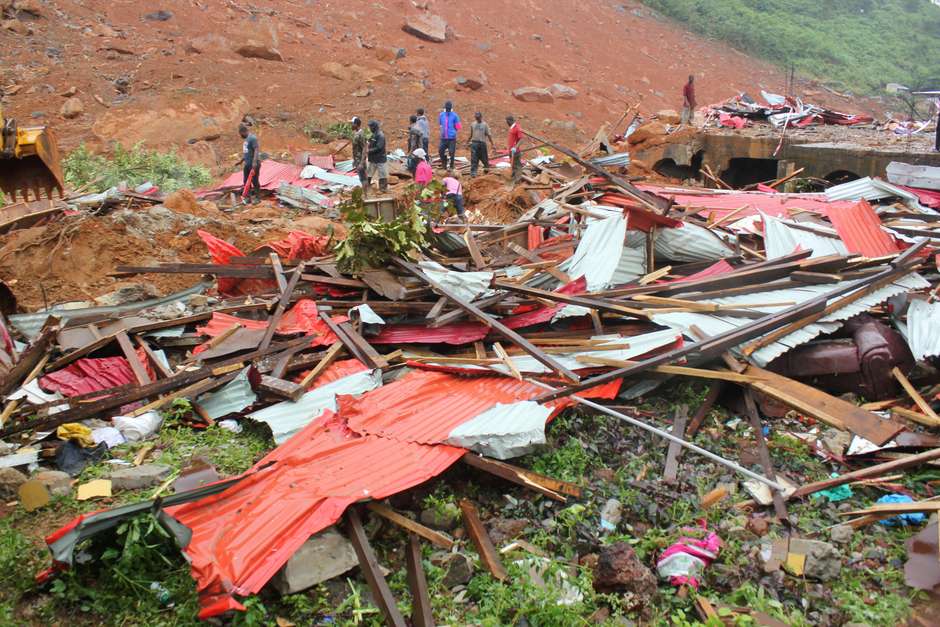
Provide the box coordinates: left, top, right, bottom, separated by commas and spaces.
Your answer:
1, 114, 65, 203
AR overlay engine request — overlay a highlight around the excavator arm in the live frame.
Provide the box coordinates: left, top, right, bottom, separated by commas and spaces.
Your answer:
0, 106, 65, 202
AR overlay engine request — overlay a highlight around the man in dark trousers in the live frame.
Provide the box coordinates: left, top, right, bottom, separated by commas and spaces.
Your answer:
366, 120, 388, 194
351, 117, 367, 189
681, 75, 696, 126
416, 108, 430, 159
407, 114, 423, 155
235, 124, 261, 204
506, 115, 523, 182
438, 100, 461, 171
468, 111, 495, 177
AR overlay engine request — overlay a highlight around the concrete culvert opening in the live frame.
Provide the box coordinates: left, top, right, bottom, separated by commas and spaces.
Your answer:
653, 151, 703, 181
719, 157, 779, 188
825, 170, 861, 186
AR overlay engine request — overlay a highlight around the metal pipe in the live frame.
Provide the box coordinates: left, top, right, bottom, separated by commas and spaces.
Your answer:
526, 378, 786, 491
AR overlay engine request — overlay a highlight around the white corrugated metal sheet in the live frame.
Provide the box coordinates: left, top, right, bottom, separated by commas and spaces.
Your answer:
590, 152, 631, 167
625, 225, 735, 263
419, 261, 494, 302
763, 215, 848, 259
560, 215, 627, 291
247, 369, 383, 444
825, 177, 920, 208
651, 273, 928, 366
445, 400, 552, 459
610, 245, 647, 286
905, 299, 940, 361
887, 161, 940, 191
196, 368, 257, 421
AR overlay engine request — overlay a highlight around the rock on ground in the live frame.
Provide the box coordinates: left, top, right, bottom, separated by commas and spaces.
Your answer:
234, 43, 284, 62
656, 109, 682, 124
271, 527, 358, 595
402, 14, 447, 43
94, 282, 160, 307
33, 470, 71, 497
455, 76, 484, 91
441, 552, 474, 587
592, 542, 658, 600
513, 87, 554, 104
0, 467, 28, 500
628, 121, 667, 145
60, 97, 83, 119
110, 464, 171, 491
549, 83, 578, 99
486, 517, 529, 545
419, 502, 461, 530
792, 538, 842, 581
830, 525, 853, 544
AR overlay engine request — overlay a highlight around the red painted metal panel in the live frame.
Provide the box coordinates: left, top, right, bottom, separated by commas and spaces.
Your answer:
40, 356, 137, 397
827, 200, 899, 257
369, 322, 489, 345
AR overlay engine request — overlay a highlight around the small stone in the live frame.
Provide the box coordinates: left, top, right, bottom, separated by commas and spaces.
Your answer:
513, 86, 554, 103
592, 542, 657, 602
402, 13, 447, 43
600, 498, 622, 532
33, 470, 71, 497
110, 463, 171, 491
419, 502, 461, 530
486, 517, 529, 544
91, 22, 120, 38
61, 86, 77, 97
271, 527, 358, 594
746, 514, 770, 537
234, 44, 284, 62
830, 525, 853, 544
455, 76, 484, 91
0, 467, 28, 500
143, 10, 173, 21
60, 96, 84, 119
791, 538, 841, 581
442, 553, 473, 587
1, 19, 32, 36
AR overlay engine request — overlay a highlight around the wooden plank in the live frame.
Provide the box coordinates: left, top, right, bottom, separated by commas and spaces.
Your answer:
425, 296, 448, 320
134, 336, 174, 379
113, 263, 275, 278
0, 353, 49, 427
576, 356, 758, 383
792, 448, 940, 500
259, 263, 305, 352
494, 280, 644, 317
129, 375, 227, 417
428, 292, 505, 328
345, 507, 407, 627
743, 389, 787, 521
462, 452, 579, 501
465, 230, 487, 270
47, 330, 120, 372
0, 318, 58, 397
258, 375, 306, 402
891, 405, 940, 428
662, 405, 688, 483
685, 380, 723, 437
269, 253, 287, 294
398, 259, 580, 382
299, 273, 369, 288
298, 343, 344, 389
366, 502, 455, 549
508, 243, 571, 283
269, 341, 308, 380
892, 367, 940, 424
115, 330, 152, 385
459, 499, 508, 581
319, 313, 379, 369
338, 322, 388, 368
405, 534, 435, 627
492, 342, 521, 380
746, 365, 904, 445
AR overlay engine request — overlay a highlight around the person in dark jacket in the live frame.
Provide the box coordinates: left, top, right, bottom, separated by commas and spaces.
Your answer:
350, 117, 367, 189
366, 120, 388, 194
416, 108, 430, 160
235, 124, 261, 204
407, 115, 423, 155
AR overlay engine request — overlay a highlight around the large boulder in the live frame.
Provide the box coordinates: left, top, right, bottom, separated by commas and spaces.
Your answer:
656, 109, 682, 124
513, 87, 554, 104
549, 83, 578, 99
235, 43, 284, 62
60, 97, 84, 119
402, 14, 447, 43
627, 121, 667, 145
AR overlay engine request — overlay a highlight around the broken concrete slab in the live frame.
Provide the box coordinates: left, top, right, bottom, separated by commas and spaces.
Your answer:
109, 463, 171, 491
830, 525, 853, 544
270, 526, 358, 595
33, 470, 71, 497
513, 86, 554, 104
402, 14, 448, 43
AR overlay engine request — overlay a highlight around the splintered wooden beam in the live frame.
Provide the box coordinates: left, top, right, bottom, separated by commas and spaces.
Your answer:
346, 507, 407, 627
462, 453, 580, 502
508, 243, 571, 283
576, 356, 757, 383
791, 448, 940, 500
494, 280, 645, 317
258, 375, 306, 402
743, 389, 787, 521
685, 380, 723, 438
459, 499, 508, 581
0, 318, 58, 397
366, 502, 454, 549
662, 405, 688, 483
892, 367, 940, 424
47, 329, 121, 372
428, 292, 505, 328
465, 230, 487, 270
405, 534, 435, 627
134, 336, 174, 379
269, 253, 288, 294
396, 259, 580, 382
259, 262, 305, 352
115, 330, 151, 385
298, 342, 344, 389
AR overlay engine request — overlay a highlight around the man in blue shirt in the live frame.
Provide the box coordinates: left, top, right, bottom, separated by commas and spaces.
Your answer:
437, 101, 461, 171
235, 124, 261, 204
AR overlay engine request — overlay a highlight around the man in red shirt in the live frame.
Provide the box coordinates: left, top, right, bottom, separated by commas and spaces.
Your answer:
681, 75, 696, 126
506, 115, 523, 182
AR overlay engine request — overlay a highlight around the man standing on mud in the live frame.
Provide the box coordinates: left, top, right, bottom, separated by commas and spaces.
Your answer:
235, 124, 261, 204
416, 108, 430, 159
468, 111, 495, 177
351, 117, 368, 190
438, 101, 461, 171
506, 115, 523, 182
366, 120, 388, 194
681, 75, 696, 126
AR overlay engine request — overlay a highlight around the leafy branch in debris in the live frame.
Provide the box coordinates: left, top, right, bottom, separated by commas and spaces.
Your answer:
334, 187, 429, 273
63, 143, 212, 194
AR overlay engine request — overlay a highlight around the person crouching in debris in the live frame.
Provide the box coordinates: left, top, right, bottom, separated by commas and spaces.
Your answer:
366, 120, 388, 194
351, 117, 368, 191
235, 124, 261, 204
442, 175, 465, 219
438, 100, 461, 171
681, 75, 696, 126
506, 115, 523, 182
468, 111, 495, 177
412, 149, 433, 187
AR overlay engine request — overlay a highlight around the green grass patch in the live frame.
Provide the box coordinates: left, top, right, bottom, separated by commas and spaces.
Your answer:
63, 143, 212, 194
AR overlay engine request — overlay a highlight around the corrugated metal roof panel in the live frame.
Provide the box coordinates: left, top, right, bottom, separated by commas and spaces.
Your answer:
905, 299, 940, 361
560, 214, 627, 291
196, 368, 257, 421
640, 184, 854, 218
825, 177, 920, 206
369, 322, 489, 345
590, 152, 631, 167
248, 368, 382, 444
444, 400, 552, 459
625, 223, 734, 263
826, 200, 900, 257
651, 272, 928, 366
764, 215, 848, 259
418, 261, 494, 302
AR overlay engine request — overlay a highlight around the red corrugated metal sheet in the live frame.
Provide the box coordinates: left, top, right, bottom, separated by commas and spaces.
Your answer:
292, 358, 367, 386
40, 356, 137, 397
256, 231, 331, 263
636, 185, 859, 219
166, 410, 465, 617
369, 322, 489, 345
661, 259, 735, 284
827, 200, 900, 257
899, 185, 940, 209
197, 301, 345, 342
597, 193, 683, 232
206, 159, 328, 194
503, 277, 588, 329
